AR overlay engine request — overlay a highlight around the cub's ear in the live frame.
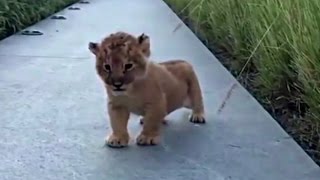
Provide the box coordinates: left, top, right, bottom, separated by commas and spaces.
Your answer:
137, 33, 150, 57
138, 33, 149, 44
88, 42, 100, 55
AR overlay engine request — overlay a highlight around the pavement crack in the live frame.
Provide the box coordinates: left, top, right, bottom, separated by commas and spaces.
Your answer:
275, 136, 293, 142
227, 144, 242, 149
172, 22, 183, 33
217, 83, 238, 114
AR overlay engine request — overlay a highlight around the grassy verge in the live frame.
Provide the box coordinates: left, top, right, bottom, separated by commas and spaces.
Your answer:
0, 0, 79, 40
164, 0, 320, 165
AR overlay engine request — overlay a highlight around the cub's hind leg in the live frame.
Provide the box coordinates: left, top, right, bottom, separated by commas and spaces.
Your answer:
185, 66, 206, 124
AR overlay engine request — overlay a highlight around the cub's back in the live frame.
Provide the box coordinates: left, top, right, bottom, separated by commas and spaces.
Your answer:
159, 59, 195, 83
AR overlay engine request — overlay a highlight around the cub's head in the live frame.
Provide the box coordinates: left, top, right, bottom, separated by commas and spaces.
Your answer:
88, 31, 150, 95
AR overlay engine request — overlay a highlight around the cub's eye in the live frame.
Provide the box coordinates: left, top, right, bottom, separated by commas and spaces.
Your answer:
104, 64, 111, 72
124, 64, 133, 71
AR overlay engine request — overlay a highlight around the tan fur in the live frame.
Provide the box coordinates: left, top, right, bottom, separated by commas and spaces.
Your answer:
88, 32, 205, 148
100, 31, 151, 58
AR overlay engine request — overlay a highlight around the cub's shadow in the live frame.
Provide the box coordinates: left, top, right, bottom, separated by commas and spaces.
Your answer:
95, 110, 226, 179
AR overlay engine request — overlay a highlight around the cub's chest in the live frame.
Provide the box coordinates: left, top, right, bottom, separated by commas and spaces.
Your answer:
111, 96, 146, 116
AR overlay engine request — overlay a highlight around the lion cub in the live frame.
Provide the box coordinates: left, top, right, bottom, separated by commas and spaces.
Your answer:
88, 31, 206, 148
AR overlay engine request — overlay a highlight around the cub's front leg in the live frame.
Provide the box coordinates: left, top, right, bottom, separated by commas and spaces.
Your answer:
106, 102, 130, 148
136, 99, 167, 146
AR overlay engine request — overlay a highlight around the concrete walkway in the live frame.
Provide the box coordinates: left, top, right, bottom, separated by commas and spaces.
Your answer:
0, 0, 319, 179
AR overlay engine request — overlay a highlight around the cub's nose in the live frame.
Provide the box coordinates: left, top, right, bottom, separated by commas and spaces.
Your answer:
112, 81, 124, 88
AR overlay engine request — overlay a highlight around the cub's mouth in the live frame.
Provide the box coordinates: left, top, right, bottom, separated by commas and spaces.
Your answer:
113, 88, 126, 92
111, 87, 127, 96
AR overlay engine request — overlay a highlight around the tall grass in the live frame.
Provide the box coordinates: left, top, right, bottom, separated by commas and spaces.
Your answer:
165, 0, 320, 165
0, 0, 79, 40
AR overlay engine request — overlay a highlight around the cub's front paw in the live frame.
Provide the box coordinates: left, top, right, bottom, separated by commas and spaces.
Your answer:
136, 133, 160, 146
189, 113, 206, 124
105, 133, 129, 148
